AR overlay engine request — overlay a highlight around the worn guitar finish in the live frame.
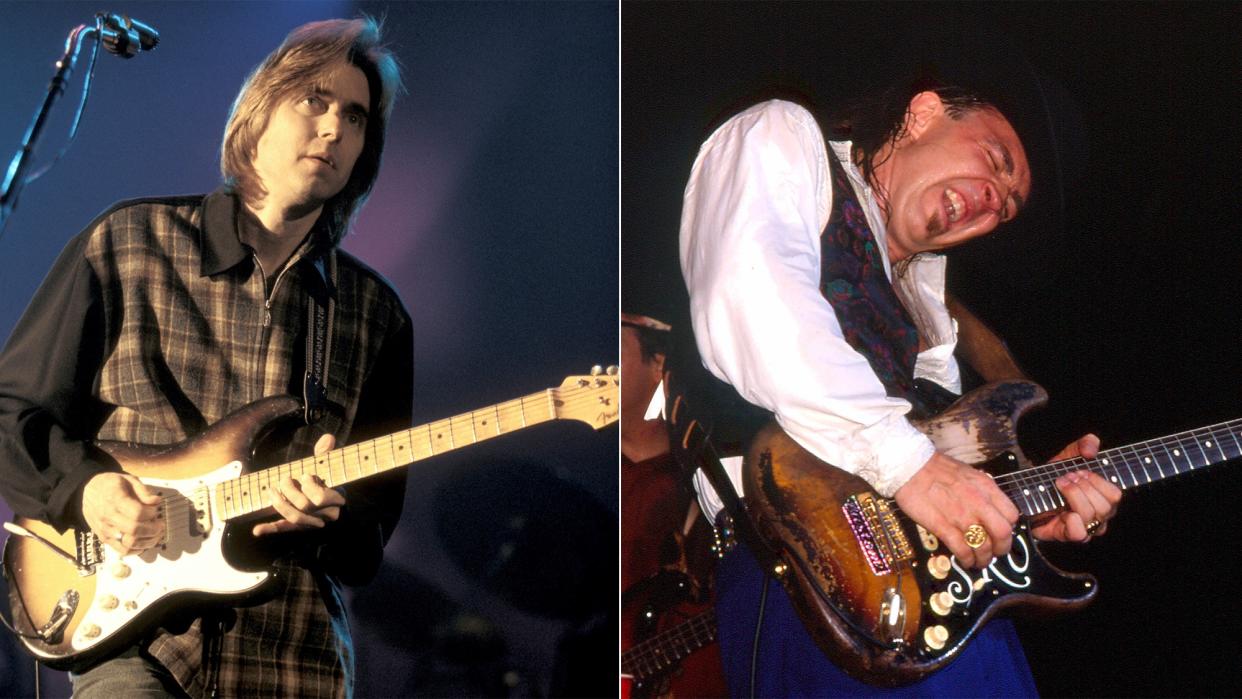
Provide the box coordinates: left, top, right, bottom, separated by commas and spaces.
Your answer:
4, 371, 618, 670
744, 380, 1242, 686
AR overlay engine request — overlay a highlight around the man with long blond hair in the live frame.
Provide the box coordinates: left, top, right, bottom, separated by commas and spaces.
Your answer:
0, 17, 411, 697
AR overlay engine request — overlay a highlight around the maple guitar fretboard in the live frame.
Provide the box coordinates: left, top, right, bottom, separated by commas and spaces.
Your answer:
216, 376, 616, 520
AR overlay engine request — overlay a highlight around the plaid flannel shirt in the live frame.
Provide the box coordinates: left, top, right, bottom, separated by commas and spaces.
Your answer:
0, 189, 413, 697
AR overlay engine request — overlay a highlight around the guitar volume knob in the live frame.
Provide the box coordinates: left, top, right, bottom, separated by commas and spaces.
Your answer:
98, 594, 119, 610
111, 562, 131, 579
928, 591, 953, 616
923, 624, 950, 651
928, 555, 952, 579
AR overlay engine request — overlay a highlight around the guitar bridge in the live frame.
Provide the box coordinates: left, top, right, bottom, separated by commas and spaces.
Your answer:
843, 493, 913, 576
75, 530, 103, 575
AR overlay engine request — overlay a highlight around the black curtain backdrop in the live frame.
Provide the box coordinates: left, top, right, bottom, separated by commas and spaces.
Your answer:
624, 2, 1242, 696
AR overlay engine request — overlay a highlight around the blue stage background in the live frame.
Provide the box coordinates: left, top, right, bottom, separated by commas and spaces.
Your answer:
0, 3, 617, 696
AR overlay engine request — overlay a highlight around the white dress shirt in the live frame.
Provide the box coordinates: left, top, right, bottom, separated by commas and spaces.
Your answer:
680, 100, 962, 519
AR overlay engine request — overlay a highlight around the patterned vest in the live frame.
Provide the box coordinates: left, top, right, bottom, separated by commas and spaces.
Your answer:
818, 149, 945, 419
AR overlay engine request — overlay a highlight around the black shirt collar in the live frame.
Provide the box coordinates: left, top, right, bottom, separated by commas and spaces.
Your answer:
199, 188, 335, 295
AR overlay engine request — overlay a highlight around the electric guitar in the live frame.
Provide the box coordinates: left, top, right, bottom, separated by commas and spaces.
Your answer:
743, 379, 1242, 686
621, 609, 717, 698
3, 369, 618, 670
621, 570, 720, 698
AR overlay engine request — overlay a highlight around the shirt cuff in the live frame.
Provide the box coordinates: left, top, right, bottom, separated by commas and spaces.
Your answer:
854, 415, 936, 498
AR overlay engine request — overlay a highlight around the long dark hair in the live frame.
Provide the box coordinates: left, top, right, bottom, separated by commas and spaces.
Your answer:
829, 78, 1000, 190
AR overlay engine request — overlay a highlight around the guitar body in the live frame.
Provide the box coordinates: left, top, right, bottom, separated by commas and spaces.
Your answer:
743, 381, 1098, 686
3, 395, 301, 670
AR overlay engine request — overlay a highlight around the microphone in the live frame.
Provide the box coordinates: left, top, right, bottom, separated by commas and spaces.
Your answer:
98, 13, 160, 58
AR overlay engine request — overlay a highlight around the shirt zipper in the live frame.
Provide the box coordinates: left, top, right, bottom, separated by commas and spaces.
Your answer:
251, 249, 310, 399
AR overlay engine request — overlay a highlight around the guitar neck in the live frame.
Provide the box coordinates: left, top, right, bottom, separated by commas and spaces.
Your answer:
1000, 418, 1242, 517
218, 385, 589, 520
621, 610, 717, 680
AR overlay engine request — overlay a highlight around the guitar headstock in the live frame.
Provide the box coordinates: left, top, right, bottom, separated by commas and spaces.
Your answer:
554, 365, 619, 430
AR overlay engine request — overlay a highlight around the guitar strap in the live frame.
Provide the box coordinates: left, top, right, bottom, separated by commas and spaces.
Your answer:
302, 251, 337, 425
662, 364, 785, 575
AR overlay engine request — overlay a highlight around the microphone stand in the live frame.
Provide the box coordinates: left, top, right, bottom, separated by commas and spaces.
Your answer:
0, 22, 96, 235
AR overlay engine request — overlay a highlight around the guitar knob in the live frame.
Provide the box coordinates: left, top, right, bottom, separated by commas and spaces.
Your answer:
98, 594, 119, 611
916, 525, 939, 552
928, 591, 953, 616
928, 555, 952, 580
81, 623, 101, 639
923, 624, 950, 651
111, 562, 131, 579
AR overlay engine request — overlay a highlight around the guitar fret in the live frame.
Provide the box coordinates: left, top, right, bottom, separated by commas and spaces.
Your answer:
1190, 430, 1213, 469
1142, 449, 1162, 481
1211, 432, 1229, 462
1175, 435, 1201, 471
1117, 449, 1140, 488
203, 375, 616, 525
1100, 459, 1125, 490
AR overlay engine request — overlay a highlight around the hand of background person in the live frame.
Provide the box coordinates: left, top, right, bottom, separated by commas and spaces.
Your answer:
252, 433, 346, 537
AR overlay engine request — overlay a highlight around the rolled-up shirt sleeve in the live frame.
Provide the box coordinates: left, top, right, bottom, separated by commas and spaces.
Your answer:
679, 99, 934, 498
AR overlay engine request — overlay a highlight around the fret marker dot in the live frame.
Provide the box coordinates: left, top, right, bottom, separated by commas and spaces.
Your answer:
1144, 457, 1151, 463
1173, 449, 1181, 456
1102, 458, 1110, 465
1110, 476, 1118, 483
1023, 489, 1030, 496
1038, 485, 1046, 492
1206, 441, 1213, 448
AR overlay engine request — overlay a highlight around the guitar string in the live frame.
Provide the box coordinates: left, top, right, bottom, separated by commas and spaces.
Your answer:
994, 419, 1242, 512
217, 382, 616, 518
624, 610, 716, 673
881, 419, 1242, 527
624, 611, 715, 663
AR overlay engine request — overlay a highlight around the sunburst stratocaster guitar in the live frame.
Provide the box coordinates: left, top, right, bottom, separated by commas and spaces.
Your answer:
3, 369, 618, 670
744, 379, 1242, 686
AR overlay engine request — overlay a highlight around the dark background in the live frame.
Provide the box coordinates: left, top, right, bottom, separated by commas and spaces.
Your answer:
624, 2, 1242, 697
0, 2, 616, 696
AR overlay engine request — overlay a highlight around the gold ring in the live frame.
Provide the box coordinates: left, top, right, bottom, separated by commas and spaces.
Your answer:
963, 524, 988, 549
1085, 519, 1102, 536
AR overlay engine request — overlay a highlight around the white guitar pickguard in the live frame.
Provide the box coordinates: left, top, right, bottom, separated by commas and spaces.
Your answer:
70, 461, 269, 651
